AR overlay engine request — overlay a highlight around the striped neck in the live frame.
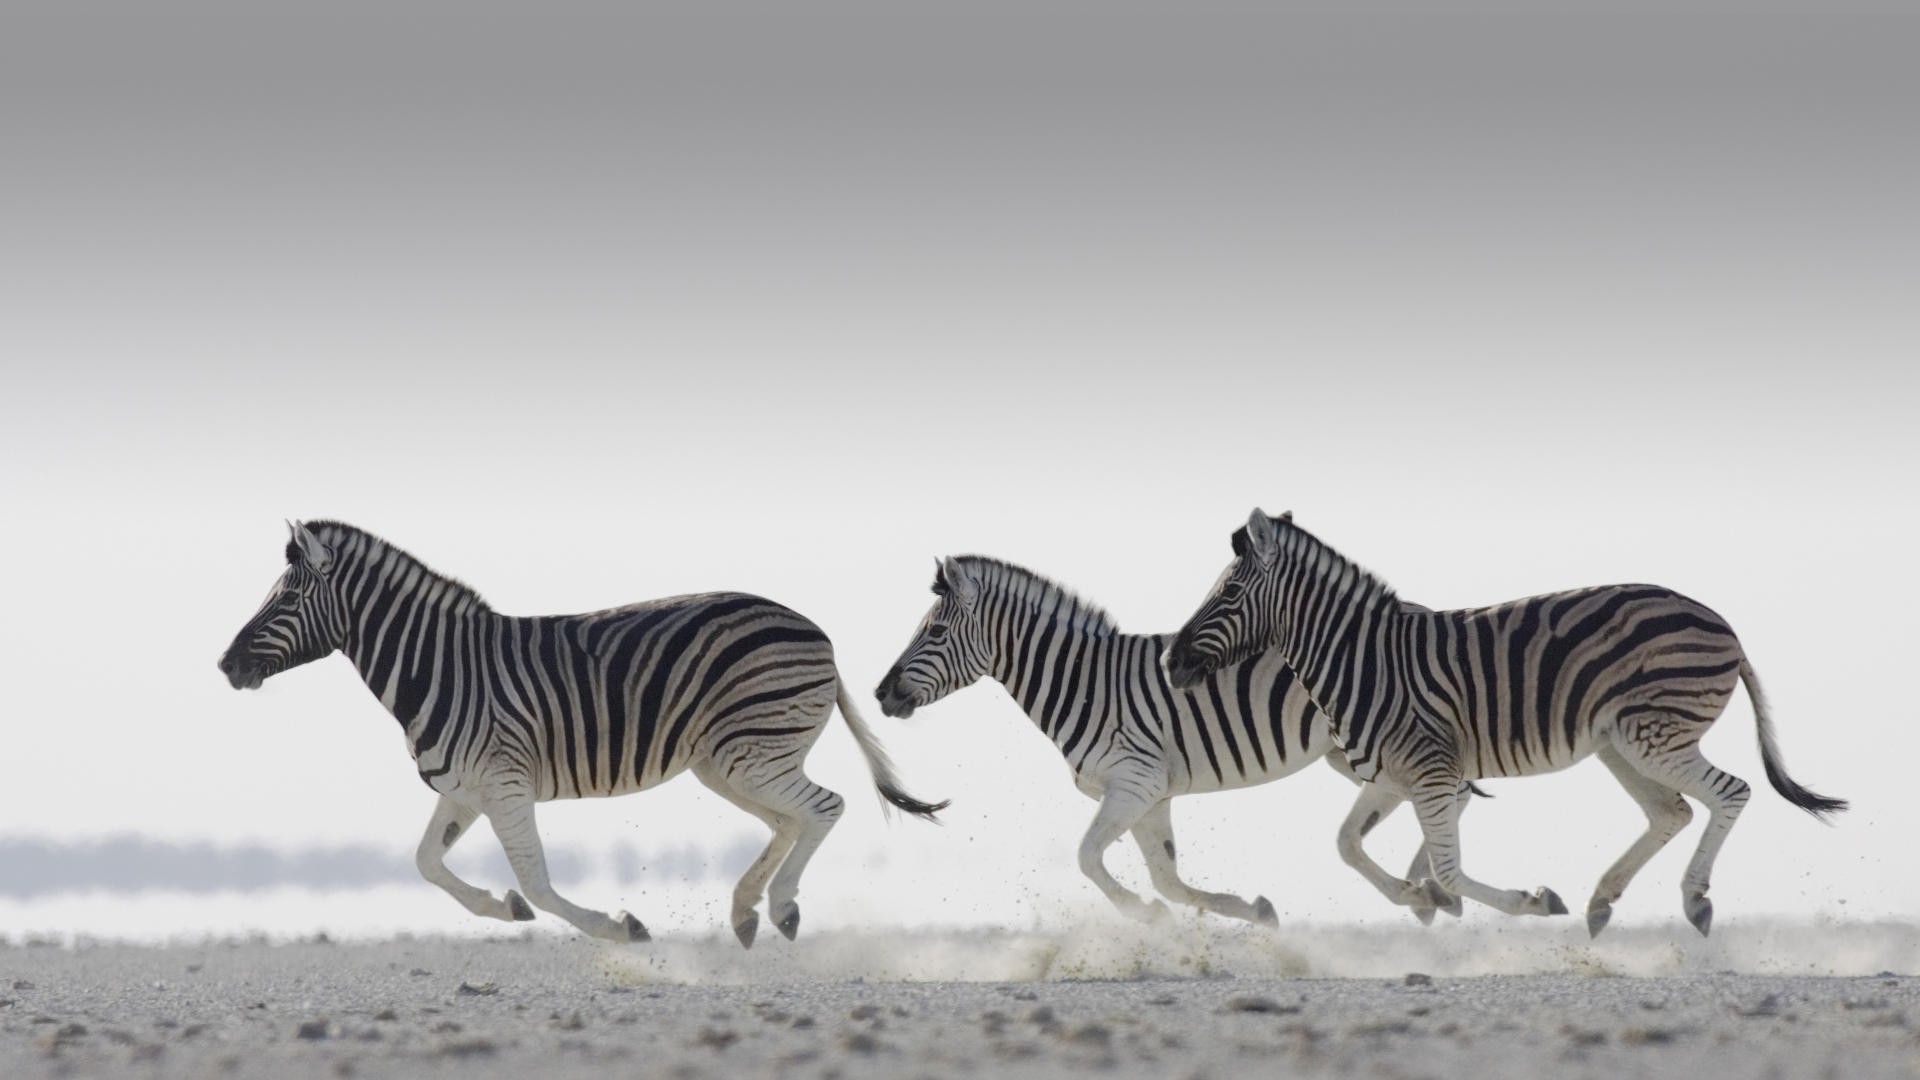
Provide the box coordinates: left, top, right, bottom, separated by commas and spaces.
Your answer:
1270, 524, 1405, 774
306, 524, 489, 730
951, 559, 1120, 745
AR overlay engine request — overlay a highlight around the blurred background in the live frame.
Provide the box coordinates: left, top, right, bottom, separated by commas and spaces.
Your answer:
1, 0, 1913, 943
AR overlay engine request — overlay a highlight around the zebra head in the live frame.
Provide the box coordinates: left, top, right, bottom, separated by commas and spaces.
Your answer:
218, 522, 351, 690
1163, 508, 1292, 690
875, 556, 993, 719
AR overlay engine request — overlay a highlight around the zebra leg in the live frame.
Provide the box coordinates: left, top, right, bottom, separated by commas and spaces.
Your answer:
1078, 782, 1171, 923
1584, 745, 1694, 938
693, 762, 800, 949
1412, 782, 1567, 918
748, 776, 845, 943
485, 794, 649, 943
414, 795, 534, 923
1401, 784, 1472, 923
1334, 782, 1451, 915
1130, 799, 1275, 927
1612, 726, 1750, 937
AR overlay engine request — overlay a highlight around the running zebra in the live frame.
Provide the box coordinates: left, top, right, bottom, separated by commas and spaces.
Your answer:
1163, 510, 1845, 937
218, 521, 945, 947
874, 555, 1469, 926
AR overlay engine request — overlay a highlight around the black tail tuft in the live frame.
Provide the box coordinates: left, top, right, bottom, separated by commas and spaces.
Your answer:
1762, 755, 1849, 822
879, 782, 950, 823
1743, 658, 1846, 822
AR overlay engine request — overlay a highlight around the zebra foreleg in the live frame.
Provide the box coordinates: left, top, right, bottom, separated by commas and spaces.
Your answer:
1584, 745, 1694, 938
1400, 783, 1473, 923
1335, 783, 1452, 916
485, 794, 649, 943
1130, 799, 1275, 927
1411, 784, 1567, 919
414, 795, 533, 923
1077, 784, 1171, 924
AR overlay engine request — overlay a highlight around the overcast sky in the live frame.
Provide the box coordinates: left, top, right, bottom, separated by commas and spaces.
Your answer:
1, 2, 1914, 936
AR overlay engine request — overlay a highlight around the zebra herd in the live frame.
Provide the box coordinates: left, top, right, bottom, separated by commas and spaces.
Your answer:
218, 516, 1843, 946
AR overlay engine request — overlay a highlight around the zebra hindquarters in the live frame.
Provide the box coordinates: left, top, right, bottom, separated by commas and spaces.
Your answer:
689, 675, 846, 948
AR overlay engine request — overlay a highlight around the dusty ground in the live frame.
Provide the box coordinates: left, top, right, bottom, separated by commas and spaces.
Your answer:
2, 925, 1917, 1079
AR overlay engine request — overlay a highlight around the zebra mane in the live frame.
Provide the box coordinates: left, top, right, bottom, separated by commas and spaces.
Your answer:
1265, 518, 1403, 617
298, 520, 493, 612
947, 556, 1120, 639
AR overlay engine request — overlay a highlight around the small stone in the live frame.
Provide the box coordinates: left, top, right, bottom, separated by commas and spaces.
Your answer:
849, 1004, 882, 1021
436, 1037, 497, 1058
13, 980, 35, 991
551, 1012, 585, 1030
841, 1031, 882, 1054
1065, 1022, 1111, 1045
296, 1019, 331, 1040
695, 1027, 738, 1050
372, 1009, 398, 1023
1027, 1005, 1057, 1026
457, 981, 499, 996
1404, 973, 1433, 987
408, 968, 431, 977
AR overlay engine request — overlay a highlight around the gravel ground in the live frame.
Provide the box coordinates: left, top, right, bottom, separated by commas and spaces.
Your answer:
3, 929, 1918, 1079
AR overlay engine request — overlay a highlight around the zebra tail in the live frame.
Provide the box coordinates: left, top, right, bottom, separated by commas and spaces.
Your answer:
835, 679, 950, 823
1741, 658, 1848, 821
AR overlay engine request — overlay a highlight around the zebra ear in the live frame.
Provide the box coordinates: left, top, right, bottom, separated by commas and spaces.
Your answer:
938, 556, 980, 607
1245, 509, 1281, 567
288, 521, 335, 574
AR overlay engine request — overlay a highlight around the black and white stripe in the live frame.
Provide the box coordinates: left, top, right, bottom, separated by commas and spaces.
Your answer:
218, 520, 944, 947
1164, 509, 1845, 937
874, 555, 1462, 926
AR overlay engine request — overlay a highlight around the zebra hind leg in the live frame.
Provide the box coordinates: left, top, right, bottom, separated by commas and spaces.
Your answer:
1584, 745, 1694, 938
1130, 799, 1274, 927
694, 762, 801, 949
414, 795, 534, 923
486, 793, 650, 943
1612, 724, 1750, 937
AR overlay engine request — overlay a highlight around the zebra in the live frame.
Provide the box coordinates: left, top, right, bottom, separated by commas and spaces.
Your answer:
873, 555, 1473, 927
1163, 509, 1846, 937
217, 521, 946, 947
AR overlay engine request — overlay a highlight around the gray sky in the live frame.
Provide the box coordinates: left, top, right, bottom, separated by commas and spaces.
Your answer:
1, 3, 1914, 934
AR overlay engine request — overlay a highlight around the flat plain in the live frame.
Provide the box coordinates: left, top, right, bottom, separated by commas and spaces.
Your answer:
3, 922, 1917, 1079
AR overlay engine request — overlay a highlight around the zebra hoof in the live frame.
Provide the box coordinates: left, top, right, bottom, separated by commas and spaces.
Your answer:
1419, 878, 1454, 912
734, 913, 759, 950
1439, 891, 1465, 919
1537, 888, 1569, 917
619, 912, 651, 943
1685, 894, 1713, 937
1586, 901, 1613, 939
1411, 905, 1437, 927
1252, 896, 1278, 929
776, 903, 801, 941
506, 891, 535, 922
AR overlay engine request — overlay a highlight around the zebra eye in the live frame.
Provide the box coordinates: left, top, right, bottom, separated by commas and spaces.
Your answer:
926, 624, 949, 642
1219, 582, 1244, 602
